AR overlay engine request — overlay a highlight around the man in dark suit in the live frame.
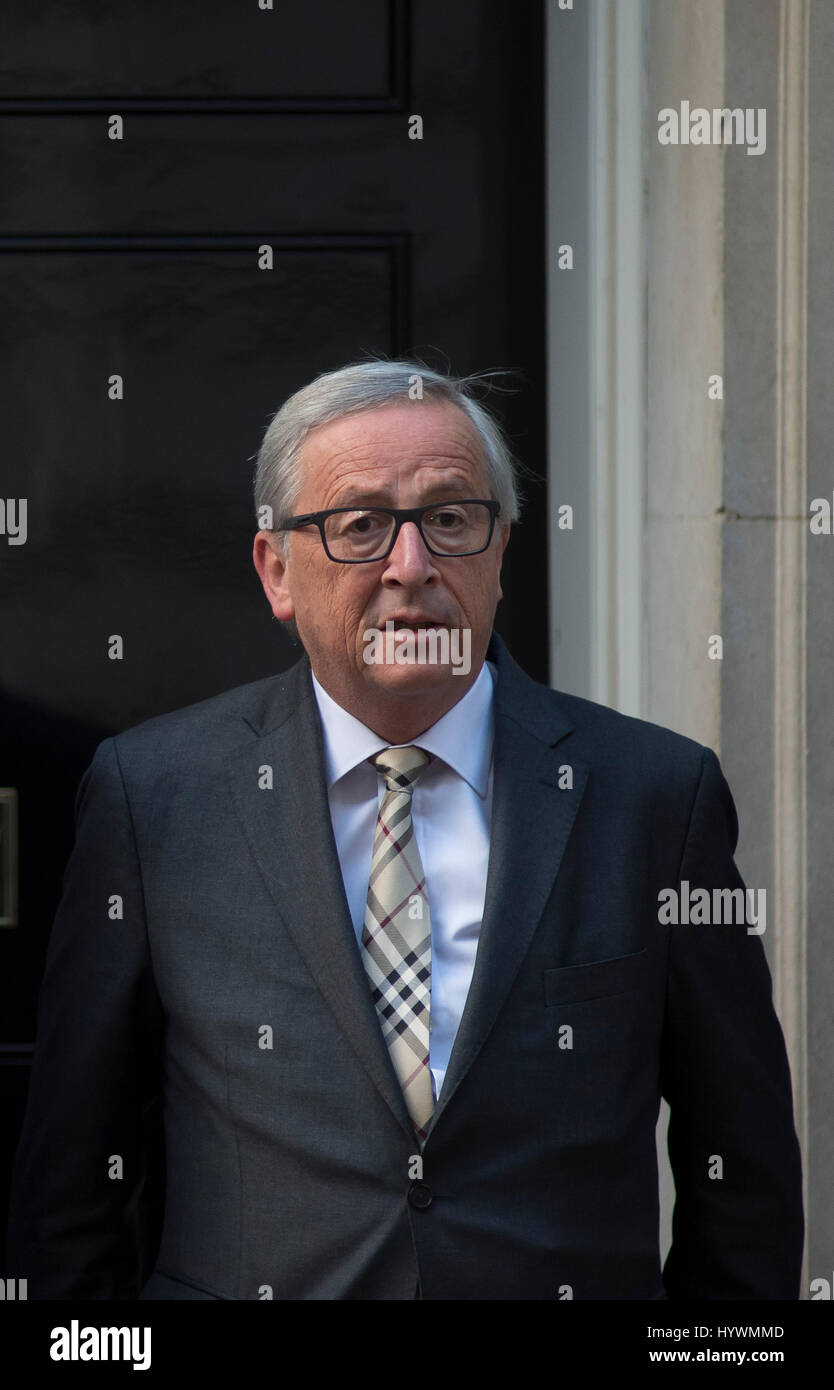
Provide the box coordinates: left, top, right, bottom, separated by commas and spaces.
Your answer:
6, 360, 803, 1299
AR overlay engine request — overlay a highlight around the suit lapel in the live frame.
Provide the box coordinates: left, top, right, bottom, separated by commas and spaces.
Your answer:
226, 655, 415, 1143
424, 634, 588, 1136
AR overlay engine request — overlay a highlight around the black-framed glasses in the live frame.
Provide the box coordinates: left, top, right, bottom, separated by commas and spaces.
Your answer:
273, 499, 501, 563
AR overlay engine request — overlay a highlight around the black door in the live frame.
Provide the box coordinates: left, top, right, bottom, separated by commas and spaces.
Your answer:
0, 0, 546, 1269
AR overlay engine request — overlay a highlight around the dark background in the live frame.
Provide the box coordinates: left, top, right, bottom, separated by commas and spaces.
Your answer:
0, 0, 547, 1271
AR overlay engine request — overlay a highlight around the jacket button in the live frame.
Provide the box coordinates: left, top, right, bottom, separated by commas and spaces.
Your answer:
408, 1181, 433, 1210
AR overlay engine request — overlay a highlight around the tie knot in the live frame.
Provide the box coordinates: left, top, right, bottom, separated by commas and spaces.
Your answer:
372, 745, 430, 793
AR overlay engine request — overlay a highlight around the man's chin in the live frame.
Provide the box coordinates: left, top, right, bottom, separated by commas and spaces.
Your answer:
361, 662, 462, 698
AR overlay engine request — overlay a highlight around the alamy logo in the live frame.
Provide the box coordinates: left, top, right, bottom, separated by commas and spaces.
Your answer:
0, 1277, 26, 1299
50, 1321, 151, 1371
362, 621, 471, 676
657, 101, 766, 156
0, 498, 27, 545
657, 881, 766, 935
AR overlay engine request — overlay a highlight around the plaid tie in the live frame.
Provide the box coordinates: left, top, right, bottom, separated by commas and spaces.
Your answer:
361, 746, 434, 1144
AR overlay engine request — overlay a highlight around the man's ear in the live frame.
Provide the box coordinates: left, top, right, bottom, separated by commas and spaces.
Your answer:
496, 521, 511, 601
252, 530, 296, 622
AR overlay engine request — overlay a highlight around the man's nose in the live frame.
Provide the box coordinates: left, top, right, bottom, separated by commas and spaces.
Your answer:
381, 521, 439, 583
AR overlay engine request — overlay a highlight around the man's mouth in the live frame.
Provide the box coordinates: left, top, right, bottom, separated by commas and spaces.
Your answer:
382, 617, 450, 631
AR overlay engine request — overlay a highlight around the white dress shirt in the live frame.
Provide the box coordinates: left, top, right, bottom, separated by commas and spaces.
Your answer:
311, 661, 496, 1100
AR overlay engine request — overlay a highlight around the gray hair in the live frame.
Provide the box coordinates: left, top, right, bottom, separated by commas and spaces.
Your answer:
253, 358, 523, 549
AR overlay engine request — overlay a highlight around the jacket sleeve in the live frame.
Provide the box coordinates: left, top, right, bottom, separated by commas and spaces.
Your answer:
659, 747, 804, 1299
5, 736, 164, 1299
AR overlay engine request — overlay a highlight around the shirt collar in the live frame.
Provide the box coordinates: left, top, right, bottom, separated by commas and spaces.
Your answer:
311, 660, 496, 799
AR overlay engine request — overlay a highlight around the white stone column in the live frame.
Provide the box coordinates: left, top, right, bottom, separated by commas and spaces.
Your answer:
547, 0, 819, 1291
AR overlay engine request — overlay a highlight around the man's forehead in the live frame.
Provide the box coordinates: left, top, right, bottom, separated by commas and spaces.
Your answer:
304, 403, 480, 461
300, 400, 484, 470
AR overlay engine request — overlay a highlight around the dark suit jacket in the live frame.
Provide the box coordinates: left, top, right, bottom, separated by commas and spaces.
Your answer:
6, 631, 804, 1299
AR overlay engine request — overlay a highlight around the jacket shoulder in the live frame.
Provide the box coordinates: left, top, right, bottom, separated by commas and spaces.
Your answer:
539, 685, 727, 834
493, 635, 711, 777
550, 686, 709, 766
109, 658, 308, 762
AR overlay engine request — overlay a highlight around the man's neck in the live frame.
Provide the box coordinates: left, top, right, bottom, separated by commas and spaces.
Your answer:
311, 668, 484, 743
